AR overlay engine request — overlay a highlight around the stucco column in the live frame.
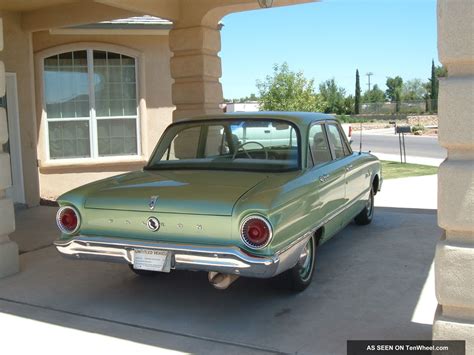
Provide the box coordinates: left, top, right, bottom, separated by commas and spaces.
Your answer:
169, 24, 223, 120
0, 17, 19, 278
433, 1, 474, 352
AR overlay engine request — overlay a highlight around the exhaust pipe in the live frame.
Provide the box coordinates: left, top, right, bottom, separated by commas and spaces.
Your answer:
208, 272, 239, 290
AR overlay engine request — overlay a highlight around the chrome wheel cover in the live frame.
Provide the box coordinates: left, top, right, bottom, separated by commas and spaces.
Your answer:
299, 237, 314, 281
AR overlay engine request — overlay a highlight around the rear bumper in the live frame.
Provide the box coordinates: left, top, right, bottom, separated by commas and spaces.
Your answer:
54, 234, 310, 278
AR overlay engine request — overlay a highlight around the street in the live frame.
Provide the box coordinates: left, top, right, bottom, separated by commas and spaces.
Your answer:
351, 131, 446, 159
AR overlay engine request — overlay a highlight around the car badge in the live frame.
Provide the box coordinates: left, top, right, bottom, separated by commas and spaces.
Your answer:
149, 195, 159, 210
147, 217, 160, 232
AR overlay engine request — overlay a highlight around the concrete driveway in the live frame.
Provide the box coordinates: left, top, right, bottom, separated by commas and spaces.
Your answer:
0, 205, 440, 355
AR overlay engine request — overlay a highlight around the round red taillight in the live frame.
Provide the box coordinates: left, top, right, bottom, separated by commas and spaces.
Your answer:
56, 206, 80, 234
240, 216, 273, 249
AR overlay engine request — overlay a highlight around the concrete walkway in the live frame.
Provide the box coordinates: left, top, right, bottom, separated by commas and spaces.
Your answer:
375, 174, 438, 210
372, 152, 443, 167
1, 202, 440, 355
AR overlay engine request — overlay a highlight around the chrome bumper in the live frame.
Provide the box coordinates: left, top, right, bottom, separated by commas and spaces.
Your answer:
54, 235, 310, 278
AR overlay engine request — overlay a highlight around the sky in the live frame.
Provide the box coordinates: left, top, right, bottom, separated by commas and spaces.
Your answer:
220, 0, 439, 100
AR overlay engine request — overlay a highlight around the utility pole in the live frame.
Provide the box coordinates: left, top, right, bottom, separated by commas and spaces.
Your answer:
366, 72, 373, 91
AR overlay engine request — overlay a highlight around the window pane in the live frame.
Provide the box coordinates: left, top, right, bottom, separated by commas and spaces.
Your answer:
44, 55, 58, 67
149, 120, 300, 172
58, 52, 72, 66
124, 100, 137, 116
204, 126, 226, 156
326, 124, 346, 159
95, 100, 109, 117
109, 66, 122, 82
44, 49, 139, 160
97, 119, 137, 156
93, 50, 137, 118
121, 55, 135, 65
107, 52, 121, 66
122, 66, 135, 82
76, 101, 90, 117
109, 83, 122, 100
309, 124, 332, 165
93, 51, 107, 65
123, 83, 136, 99
49, 121, 90, 159
110, 100, 123, 116
46, 103, 60, 119
166, 126, 201, 160
44, 51, 90, 119
73, 50, 87, 66
61, 101, 75, 118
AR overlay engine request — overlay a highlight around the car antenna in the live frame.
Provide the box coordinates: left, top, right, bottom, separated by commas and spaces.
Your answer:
359, 121, 363, 154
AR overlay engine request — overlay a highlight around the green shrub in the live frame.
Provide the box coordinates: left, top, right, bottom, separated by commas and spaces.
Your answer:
412, 124, 425, 133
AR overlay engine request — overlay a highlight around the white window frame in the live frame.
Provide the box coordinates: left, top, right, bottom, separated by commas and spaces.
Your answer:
36, 43, 142, 164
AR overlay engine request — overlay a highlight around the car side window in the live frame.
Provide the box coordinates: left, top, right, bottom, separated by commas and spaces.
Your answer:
326, 124, 347, 159
340, 129, 352, 156
167, 126, 201, 160
308, 124, 332, 166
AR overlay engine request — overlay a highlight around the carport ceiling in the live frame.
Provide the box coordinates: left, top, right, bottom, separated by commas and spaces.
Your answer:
0, 0, 77, 11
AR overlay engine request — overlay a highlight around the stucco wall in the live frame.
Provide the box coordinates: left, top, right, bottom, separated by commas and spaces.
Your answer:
0, 11, 40, 206
32, 31, 174, 200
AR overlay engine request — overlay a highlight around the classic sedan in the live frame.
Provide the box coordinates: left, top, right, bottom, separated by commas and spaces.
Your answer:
54, 112, 382, 291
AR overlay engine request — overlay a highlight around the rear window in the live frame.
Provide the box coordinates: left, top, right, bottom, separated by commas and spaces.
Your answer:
146, 119, 301, 172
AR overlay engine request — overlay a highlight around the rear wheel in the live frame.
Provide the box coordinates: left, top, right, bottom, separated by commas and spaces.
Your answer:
129, 264, 158, 277
354, 188, 374, 225
275, 234, 317, 292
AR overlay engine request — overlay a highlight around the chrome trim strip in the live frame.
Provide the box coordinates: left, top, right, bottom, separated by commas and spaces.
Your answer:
54, 235, 282, 278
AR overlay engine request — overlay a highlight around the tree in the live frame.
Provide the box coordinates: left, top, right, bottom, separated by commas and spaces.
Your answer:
385, 76, 403, 112
385, 76, 403, 101
343, 95, 355, 115
247, 93, 259, 102
224, 93, 259, 103
362, 84, 385, 103
427, 60, 447, 112
256, 63, 324, 112
318, 78, 347, 114
355, 69, 361, 114
402, 79, 427, 101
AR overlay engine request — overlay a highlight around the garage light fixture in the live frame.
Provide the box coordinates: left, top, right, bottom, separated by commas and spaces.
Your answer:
258, 0, 274, 8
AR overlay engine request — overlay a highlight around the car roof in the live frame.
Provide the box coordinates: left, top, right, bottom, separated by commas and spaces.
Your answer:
179, 111, 336, 127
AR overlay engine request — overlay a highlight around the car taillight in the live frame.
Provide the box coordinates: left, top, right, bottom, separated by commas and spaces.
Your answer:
240, 215, 273, 249
56, 206, 80, 234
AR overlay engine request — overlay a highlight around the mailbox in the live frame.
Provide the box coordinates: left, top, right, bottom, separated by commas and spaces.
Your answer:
396, 125, 411, 134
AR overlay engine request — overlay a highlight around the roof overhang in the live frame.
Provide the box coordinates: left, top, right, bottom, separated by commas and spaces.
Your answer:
50, 16, 173, 35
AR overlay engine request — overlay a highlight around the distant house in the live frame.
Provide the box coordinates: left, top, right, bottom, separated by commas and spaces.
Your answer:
224, 101, 260, 113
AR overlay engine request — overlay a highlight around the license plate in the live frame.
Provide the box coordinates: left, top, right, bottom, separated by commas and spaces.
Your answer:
133, 249, 170, 272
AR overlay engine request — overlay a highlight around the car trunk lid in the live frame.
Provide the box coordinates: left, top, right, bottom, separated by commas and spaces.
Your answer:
84, 170, 268, 216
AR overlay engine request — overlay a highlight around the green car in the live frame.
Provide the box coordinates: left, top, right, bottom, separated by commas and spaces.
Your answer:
54, 112, 382, 291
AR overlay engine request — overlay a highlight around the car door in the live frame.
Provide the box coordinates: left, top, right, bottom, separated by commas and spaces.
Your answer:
326, 122, 366, 204
306, 123, 346, 231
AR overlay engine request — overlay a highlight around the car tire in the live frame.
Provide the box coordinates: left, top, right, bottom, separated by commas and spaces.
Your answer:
354, 187, 374, 225
276, 234, 317, 292
129, 264, 158, 277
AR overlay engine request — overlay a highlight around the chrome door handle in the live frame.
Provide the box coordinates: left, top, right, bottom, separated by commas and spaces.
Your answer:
346, 164, 353, 171
319, 174, 330, 183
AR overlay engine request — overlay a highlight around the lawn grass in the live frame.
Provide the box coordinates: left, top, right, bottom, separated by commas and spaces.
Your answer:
381, 160, 438, 180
